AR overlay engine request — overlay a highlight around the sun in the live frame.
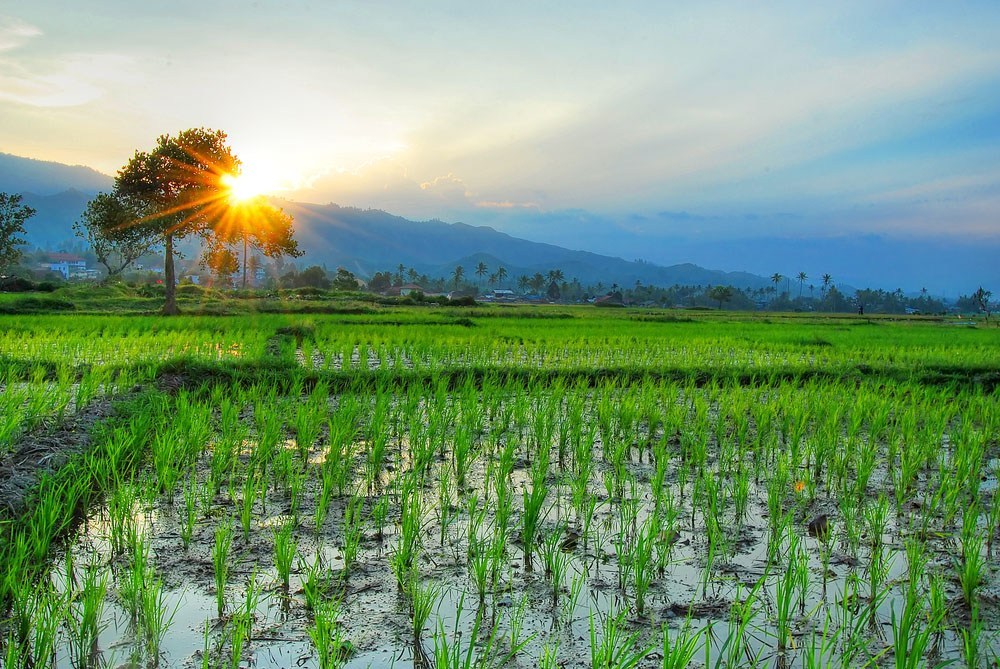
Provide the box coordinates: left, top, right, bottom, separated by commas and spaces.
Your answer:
220, 172, 268, 203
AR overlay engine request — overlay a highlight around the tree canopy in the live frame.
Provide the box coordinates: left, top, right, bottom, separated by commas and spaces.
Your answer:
85, 128, 299, 313
0, 192, 35, 272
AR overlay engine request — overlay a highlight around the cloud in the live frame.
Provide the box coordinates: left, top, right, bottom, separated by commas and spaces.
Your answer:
0, 16, 41, 51
419, 173, 473, 202
0, 16, 133, 107
475, 200, 540, 210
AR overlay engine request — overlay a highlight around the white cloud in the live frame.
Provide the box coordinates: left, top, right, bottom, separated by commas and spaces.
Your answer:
0, 16, 41, 51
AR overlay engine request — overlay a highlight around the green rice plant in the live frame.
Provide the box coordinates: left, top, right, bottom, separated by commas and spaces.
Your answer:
410, 581, 440, 641
866, 541, 892, 611
371, 492, 389, 542
67, 563, 109, 668
240, 474, 259, 541
773, 548, 796, 652
794, 536, 810, 616
509, 593, 533, 654
213, 521, 234, 617
800, 611, 841, 669
315, 471, 334, 533
309, 600, 350, 669
438, 462, 456, 547
835, 572, 883, 669
106, 482, 138, 556
987, 489, 1000, 556
294, 390, 325, 461
732, 466, 751, 525
540, 640, 560, 669
888, 586, 947, 669
562, 573, 586, 623
139, 573, 177, 663
288, 462, 306, 520
302, 555, 328, 612
632, 516, 657, 615
391, 474, 423, 590
537, 525, 570, 607
119, 533, 150, 625
863, 494, 891, 550
341, 494, 365, 575
723, 578, 764, 669
452, 425, 475, 489
273, 521, 297, 591
958, 532, 985, 610
180, 475, 198, 549
589, 608, 654, 669
521, 479, 548, 572
661, 622, 703, 669
961, 603, 983, 669
229, 607, 251, 669
469, 534, 491, 606
24, 585, 63, 669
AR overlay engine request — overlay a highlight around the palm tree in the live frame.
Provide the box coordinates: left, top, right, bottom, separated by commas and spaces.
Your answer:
547, 268, 565, 284
770, 273, 782, 302
496, 265, 508, 288
797, 272, 807, 298
475, 261, 488, 289
396, 263, 405, 285
821, 274, 832, 294
488, 273, 497, 288
407, 267, 418, 284
517, 275, 530, 293
452, 265, 464, 290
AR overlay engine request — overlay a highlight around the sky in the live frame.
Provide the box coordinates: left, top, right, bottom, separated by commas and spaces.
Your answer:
2, 2, 999, 292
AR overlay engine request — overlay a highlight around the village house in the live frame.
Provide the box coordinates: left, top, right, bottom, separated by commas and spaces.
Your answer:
42, 253, 88, 280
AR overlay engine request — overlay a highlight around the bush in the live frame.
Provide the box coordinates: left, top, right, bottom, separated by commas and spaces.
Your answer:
446, 296, 478, 307
0, 276, 36, 292
0, 297, 76, 313
177, 284, 207, 296
137, 283, 166, 298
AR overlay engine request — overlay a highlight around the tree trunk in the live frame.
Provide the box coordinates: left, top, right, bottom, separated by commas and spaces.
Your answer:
162, 233, 179, 315
242, 233, 248, 289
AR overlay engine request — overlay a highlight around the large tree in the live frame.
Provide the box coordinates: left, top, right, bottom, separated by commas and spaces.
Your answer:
74, 192, 157, 280
708, 285, 734, 309
0, 193, 35, 272
92, 128, 299, 314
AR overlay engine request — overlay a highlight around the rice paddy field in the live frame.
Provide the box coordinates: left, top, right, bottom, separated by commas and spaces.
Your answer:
1, 307, 998, 669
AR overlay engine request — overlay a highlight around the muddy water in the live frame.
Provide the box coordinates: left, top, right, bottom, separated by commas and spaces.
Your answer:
28, 391, 1000, 668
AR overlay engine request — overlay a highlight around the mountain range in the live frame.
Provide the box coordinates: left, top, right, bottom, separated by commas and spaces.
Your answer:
1, 152, 775, 291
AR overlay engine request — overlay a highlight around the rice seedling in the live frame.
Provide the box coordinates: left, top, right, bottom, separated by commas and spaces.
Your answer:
309, 599, 350, 669
589, 608, 654, 669
508, 593, 533, 656
213, 521, 234, 617
179, 475, 198, 549
273, 520, 297, 591
139, 572, 177, 663
341, 494, 365, 575
520, 476, 548, 572
537, 525, 570, 607
632, 516, 657, 615
391, 473, 423, 590
661, 622, 703, 669
66, 562, 108, 668
773, 538, 798, 653
958, 531, 985, 610
410, 581, 440, 641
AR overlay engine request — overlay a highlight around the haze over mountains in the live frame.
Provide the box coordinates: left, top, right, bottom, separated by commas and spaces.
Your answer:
2, 151, 994, 296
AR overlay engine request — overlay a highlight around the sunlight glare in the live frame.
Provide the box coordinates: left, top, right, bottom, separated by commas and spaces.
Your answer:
221, 170, 276, 203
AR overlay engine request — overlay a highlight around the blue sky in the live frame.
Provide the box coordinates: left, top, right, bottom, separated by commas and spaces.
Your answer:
1, 2, 999, 292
